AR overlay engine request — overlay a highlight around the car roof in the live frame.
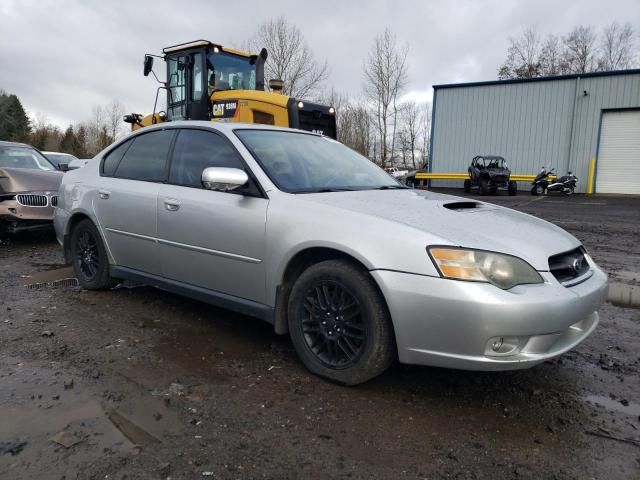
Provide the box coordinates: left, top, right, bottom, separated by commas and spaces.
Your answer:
137, 121, 322, 136
0, 140, 35, 148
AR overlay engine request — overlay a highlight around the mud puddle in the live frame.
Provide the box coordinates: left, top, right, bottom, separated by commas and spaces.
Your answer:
22, 265, 76, 289
0, 359, 184, 479
608, 282, 640, 308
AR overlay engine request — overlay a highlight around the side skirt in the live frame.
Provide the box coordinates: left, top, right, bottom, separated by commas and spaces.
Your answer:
110, 266, 275, 324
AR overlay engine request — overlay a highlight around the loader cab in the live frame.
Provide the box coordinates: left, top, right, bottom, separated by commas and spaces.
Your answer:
163, 40, 266, 122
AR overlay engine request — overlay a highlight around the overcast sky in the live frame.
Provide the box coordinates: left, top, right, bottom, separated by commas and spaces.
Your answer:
1, 0, 639, 128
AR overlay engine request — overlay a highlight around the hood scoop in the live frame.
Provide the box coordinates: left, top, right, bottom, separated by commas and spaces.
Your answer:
442, 201, 481, 210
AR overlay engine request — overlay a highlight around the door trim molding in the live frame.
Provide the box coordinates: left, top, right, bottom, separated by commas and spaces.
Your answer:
105, 227, 261, 264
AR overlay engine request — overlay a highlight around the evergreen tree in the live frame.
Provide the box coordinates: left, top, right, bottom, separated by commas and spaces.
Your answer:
0, 94, 31, 142
59, 126, 76, 153
73, 125, 88, 158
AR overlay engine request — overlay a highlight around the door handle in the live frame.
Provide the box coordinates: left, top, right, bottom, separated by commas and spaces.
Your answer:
98, 190, 110, 199
164, 199, 180, 211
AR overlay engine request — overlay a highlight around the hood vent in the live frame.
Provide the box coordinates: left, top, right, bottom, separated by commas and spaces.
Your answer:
443, 201, 480, 210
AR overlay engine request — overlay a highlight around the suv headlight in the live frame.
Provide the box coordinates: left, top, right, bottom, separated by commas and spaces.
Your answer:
428, 247, 543, 290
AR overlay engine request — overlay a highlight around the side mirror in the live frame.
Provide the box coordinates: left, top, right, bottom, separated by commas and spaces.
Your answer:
58, 163, 70, 172
143, 55, 154, 77
202, 167, 248, 192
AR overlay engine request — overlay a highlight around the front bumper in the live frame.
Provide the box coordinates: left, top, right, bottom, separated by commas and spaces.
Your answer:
0, 198, 55, 233
371, 265, 608, 371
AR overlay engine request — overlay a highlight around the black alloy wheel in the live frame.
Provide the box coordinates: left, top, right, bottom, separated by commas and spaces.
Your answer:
76, 230, 99, 280
301, 281, 365, 369
288, 259, 396, 385
70, 219, 116, 290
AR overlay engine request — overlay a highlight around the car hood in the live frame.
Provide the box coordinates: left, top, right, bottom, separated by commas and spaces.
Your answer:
0, 167, 63, 195
298, 189, 580, 271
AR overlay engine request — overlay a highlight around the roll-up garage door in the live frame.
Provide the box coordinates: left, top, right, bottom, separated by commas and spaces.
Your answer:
596, 110, 640, 194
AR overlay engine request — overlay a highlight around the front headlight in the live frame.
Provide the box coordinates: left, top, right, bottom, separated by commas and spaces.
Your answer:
428, 247, 543, 290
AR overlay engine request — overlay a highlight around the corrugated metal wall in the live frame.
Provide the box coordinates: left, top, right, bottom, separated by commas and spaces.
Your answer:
430, 72, 640, 192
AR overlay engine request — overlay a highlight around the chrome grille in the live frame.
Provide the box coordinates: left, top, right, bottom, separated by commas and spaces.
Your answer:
50, 195, 58, 207
549, 247, 590, 284
16, 194, 48, 207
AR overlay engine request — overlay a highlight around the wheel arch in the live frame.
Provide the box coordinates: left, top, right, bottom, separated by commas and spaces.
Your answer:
63, 212, 107, 265
273, 246, 389, 336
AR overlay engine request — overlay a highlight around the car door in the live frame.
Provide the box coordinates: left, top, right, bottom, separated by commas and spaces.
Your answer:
94, 129, 175, 274
157, 128, 269, 304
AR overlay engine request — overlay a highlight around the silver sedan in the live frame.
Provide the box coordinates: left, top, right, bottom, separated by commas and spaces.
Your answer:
54, 122, 608, 385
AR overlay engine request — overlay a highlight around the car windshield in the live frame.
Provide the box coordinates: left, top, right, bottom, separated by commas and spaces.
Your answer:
235, 130, 404, 193
207, 51, 256, 91
0, 146, 56, 171
44, 153, 77, 167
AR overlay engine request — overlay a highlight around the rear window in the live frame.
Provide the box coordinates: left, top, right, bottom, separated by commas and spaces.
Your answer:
113, 130, 175, 181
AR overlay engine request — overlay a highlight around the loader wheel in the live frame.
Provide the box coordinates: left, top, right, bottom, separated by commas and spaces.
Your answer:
508, 181, 518, 196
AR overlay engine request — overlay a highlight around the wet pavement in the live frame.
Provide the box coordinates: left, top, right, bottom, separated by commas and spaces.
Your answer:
1, 192, 639, 479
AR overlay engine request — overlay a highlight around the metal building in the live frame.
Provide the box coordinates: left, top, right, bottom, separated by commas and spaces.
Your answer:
429, 70, 640, 194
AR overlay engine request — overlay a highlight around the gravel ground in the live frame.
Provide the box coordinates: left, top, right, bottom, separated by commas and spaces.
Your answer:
1, 191, 639, 480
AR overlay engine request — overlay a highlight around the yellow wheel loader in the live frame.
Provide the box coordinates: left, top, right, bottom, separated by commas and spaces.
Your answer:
124, 40, 336, 138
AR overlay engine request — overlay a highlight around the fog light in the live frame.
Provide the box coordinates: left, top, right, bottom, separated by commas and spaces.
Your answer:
485, 336, 525, 357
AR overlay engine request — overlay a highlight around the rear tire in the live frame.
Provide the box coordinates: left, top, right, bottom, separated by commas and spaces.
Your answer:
508, 181, 518, 196
463, 179, 471, 193
479, 178, 489, 196
287, 260, 395, 385
70, 219, 116, 290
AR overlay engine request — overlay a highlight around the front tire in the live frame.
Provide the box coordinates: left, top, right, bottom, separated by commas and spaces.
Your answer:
508, 180, 518, 196
479, 178, 489, 196
288, 260, 395, 385
70, 219, 115, 290
463, 179, 471, 193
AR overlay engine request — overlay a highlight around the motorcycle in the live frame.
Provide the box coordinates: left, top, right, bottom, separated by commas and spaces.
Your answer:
531, 167, 577, 195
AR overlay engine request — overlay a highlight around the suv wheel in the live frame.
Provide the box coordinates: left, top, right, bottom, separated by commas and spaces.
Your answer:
70, 219, 116, 290
508, 181, 518, 196
288, 260, 395, 385
463, 179, 471, 193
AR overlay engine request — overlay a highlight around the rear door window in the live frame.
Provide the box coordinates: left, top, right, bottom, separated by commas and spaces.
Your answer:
102, 140, 132, 176
114, 130, 175, 182
169, 129, 244, 188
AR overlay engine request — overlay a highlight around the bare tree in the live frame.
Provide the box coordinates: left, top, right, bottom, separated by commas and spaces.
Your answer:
248, 17, 328, 99
539, 34, 564, 76
363, 28, 408, 164
106, 100, 126, 144
420, 102, 432, 169
498, 28, 542, 79
399, 102, 423, 169
562, 25, 598, 73
598, 22, 636, 71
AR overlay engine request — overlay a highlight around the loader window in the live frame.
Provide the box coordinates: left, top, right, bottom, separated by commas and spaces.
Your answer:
192, 52, 204, 101
207, 52, 256, 91
167, 55, 187, 120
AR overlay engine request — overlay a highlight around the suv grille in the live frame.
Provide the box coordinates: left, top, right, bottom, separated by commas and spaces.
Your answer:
50, 196, 58, 207
549, 247, 590, 284
16, 194, 48, 207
